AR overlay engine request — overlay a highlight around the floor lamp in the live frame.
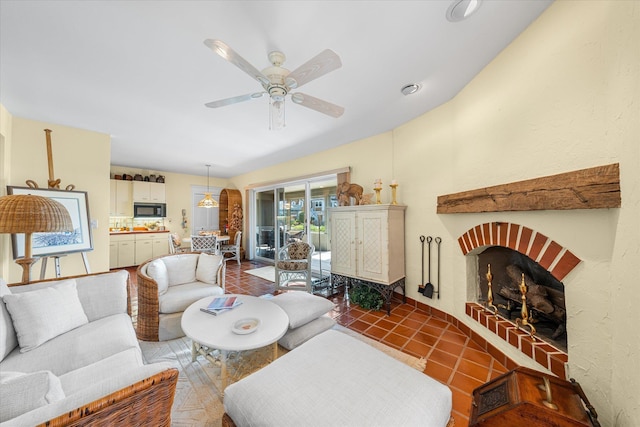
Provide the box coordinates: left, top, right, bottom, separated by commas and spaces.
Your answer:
0, 194, 73, 283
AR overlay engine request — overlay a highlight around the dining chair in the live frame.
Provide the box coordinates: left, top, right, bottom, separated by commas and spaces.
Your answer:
190, 234, 218, 254
275, 241, 315, 293
220, 231, 242, 265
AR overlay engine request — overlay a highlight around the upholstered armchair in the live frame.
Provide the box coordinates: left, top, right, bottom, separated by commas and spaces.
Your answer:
136, 252, 225, 341
275, 241, 315, 293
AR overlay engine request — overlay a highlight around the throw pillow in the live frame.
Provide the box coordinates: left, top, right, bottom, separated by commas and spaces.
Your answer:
196, 253, 223, 285
272, 292, 335, 329
3, 280, 89, 352
278, 315, 336, 350
0, 279, 18, 362
0, 370, 65, 422
147, 259, 169, 295
162, 254, 198, 286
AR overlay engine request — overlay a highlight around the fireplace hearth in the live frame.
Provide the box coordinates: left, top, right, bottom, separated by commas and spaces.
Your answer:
478, 246, 567, 351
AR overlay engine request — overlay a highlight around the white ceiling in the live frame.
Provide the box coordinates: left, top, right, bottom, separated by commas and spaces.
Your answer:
0, 0, 553, 179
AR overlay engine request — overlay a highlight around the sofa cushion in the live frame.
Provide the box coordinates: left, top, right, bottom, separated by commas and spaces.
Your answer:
0, 313, 140, 376
0, 370, 65, 423
158, 282, 224, 314
3, 280, 89, 352
0, 279, 18, 362
272, 292, 335, 329
196, 253, 223, 285
148, 259, 169, 295
162, 254, 199, 286
75, 270, 129, 321
59, 347, 143, 396
278, 315, 336, 350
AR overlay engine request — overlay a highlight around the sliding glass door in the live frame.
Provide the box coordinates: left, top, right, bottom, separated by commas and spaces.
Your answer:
250, 176, 338, 284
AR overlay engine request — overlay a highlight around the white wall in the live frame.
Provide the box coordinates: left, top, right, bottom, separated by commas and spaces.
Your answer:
230, 2, 639, 425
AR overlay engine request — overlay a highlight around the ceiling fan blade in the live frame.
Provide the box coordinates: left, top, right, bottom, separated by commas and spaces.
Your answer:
285, 49, 342, 89
204, 39, 270, 87
290, 93, 344, 118
205, 92, 265, 108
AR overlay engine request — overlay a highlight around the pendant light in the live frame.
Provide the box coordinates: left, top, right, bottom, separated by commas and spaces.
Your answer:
198, 164, 218, 208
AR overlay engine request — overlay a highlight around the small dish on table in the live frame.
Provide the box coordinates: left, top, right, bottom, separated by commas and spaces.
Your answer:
232, 318, 260, 335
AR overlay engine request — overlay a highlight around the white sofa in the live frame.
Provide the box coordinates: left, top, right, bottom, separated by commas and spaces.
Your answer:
0, 270, 178, 426
137, 252, 226, 341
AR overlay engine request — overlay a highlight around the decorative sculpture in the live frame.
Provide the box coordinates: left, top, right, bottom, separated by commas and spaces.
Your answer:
337, 181, 364, 206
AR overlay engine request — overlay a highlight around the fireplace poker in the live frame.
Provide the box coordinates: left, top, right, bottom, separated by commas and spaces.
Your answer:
435, 237, 441, 299
422, 236, 434, 298
419, 236, 426, 293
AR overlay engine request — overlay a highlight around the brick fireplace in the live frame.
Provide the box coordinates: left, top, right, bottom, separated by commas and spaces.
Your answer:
435, 164, 620, 379
459, 222, 581, 379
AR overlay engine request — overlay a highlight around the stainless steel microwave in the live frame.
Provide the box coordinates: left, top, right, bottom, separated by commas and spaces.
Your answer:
134, 203, 166, 218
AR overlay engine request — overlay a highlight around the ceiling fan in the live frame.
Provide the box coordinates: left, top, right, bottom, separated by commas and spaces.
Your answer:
204, 39, 344, 129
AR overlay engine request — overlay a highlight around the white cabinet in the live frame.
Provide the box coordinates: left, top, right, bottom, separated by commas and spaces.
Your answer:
110, 234, 136, 268
329, 205, 406, 285
134, 233, 169, 264
329, 205, 406, 314
110, 180, 133, 216
110, 232, 169, 268
133, 181, 165, 203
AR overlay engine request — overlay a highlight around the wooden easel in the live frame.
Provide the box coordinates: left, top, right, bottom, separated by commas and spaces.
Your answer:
39, 251, 91, 280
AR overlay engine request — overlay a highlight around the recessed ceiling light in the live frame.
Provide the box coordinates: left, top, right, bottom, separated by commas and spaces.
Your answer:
401, 84, 420, 96
446, 0, 482, 22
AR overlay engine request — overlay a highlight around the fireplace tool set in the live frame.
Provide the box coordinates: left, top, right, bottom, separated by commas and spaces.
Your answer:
419, 235, 441, 299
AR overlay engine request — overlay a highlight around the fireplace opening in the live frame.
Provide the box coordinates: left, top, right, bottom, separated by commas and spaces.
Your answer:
478, 246, 567, 352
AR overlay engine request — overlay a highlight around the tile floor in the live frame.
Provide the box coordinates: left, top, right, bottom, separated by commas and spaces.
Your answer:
129, 260, 511, 426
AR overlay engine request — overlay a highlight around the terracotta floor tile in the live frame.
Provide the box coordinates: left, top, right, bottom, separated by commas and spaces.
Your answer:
424, 360, 453, 384
373, 318, 396, 331
428, 348, 460, 368
462, 346, 493, 367
400, 317, 424, 329
364, 325, 388, 341
450, 387, 473, 418
413, 331, 440, 347
440, 329, 469, 345
381, 332, 409, 349
391, 323, 416, 338
456, 359, 491, 383
436, 339, 465, 356
403, 339, 431, 358
450, 371, 484, 394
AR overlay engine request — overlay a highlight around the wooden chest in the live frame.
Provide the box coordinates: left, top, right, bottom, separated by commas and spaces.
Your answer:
470, 367, 596, 427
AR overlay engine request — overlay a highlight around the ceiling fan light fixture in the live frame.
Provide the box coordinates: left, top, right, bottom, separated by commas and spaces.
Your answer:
270, 96, 286, 130
197, 164, 218, 208
401, 84, 420, 96
446, 0, 482, 22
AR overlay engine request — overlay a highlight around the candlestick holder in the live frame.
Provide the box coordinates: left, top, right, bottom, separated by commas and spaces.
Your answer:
389, 184, 398, 205
373, 187, 382, 204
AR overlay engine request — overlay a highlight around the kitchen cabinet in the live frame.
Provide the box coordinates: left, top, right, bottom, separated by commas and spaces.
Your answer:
329, 204, 406, 314
135, 233, 169, 264
110, 233, 136, 268
133, 181, 165, 203
110, 180, 133, 217
110, 232, 169, 268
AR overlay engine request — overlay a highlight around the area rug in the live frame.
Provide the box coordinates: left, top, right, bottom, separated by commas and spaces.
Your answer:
243, 266, 275, 282
139, 326, 426, 426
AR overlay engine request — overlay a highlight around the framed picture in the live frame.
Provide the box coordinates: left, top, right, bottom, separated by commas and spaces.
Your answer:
7, 186, 93, 259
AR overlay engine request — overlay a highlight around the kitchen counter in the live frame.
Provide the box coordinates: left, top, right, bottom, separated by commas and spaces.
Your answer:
109, 230, 170, 235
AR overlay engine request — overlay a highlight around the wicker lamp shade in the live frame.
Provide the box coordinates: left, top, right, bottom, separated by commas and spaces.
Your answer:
0, 194, 73, 283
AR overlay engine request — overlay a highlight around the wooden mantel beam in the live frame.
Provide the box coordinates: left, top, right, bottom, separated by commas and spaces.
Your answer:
437, 163, 621, 214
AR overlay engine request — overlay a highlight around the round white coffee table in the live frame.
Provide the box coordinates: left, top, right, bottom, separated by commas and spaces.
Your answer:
181, 294, 288, 393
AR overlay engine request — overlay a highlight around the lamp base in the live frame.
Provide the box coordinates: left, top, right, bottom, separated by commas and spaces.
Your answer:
15, 257, 38, 283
